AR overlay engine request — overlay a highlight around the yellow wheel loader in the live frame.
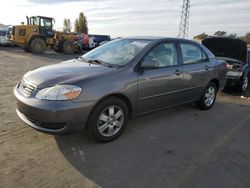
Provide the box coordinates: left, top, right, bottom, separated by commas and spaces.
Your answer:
8, 16, 75, 54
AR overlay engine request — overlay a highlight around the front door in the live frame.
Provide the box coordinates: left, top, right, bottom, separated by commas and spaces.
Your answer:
39, 17, 54, 38
137, 42, 185, 114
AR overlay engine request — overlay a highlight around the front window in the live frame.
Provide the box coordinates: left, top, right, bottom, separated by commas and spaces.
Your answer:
40, 18, 52, 27
82, 39, 152, 66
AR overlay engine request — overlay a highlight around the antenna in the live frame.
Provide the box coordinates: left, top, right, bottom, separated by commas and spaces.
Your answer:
178, 0, 190, 38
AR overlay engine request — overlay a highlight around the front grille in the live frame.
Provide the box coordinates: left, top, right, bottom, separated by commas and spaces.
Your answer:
19, 79, 36, 97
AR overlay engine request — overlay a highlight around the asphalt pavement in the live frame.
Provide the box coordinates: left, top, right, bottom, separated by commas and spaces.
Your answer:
0, 47, 250, 188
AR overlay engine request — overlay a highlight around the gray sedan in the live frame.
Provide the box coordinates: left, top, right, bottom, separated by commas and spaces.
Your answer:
14, 37, 227, 142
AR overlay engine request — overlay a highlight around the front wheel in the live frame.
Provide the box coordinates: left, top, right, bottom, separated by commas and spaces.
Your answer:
62, 40, 75, 54
238, 75, 248, 92
196, 82, 217, 110
87, 97, 129, 142
30, 38, 46, 54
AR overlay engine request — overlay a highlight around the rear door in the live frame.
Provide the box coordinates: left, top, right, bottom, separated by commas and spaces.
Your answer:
137, 41, 185, 113
178, 42, 213, 100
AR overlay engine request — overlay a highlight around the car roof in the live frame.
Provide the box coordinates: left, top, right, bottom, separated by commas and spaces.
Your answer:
123, 36, 198, 43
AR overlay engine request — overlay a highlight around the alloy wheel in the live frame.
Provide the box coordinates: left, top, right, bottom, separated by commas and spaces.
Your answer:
204, 86, 216, 107
242, 76, 248, 91
97, 105, 124, 137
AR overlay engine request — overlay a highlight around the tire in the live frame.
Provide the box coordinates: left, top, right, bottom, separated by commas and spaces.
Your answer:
87, 97, 129, 142
196, 82, 217, 110
63, 40, 75, 54
238, 75, 248, 92
29, 38, 46, 54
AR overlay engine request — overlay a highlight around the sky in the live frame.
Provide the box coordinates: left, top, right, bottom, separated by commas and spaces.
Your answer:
0, 0, 249, 38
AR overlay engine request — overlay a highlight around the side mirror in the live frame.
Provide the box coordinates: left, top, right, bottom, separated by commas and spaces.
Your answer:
140, 59, 160, 69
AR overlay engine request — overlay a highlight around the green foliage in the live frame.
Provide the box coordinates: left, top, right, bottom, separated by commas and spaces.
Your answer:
74, 19, 79, 33
193, 32, 208, 40
63, 18, 72, 32
241, 32, 250, 44
214, 31, 227, 37
74, 12, 88, 34
228, 33, 237, 39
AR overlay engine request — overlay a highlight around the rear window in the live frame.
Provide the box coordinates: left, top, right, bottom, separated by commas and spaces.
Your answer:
180, 43, 208, 64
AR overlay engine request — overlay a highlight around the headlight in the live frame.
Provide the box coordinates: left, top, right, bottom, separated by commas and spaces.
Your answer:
226, 71, 243, 77
35, 85, 81, 100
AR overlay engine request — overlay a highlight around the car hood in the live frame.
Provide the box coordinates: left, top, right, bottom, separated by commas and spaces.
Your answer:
202, 37, 247, 63
23, 59, 116, 88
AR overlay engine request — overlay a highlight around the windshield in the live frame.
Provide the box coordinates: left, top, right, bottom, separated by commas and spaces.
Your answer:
82, 38, 152, 66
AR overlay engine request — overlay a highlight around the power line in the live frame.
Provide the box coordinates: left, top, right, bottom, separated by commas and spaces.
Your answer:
178, 0, 190, 38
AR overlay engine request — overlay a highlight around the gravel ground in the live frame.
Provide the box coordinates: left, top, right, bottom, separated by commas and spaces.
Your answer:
0, 47, 250, 188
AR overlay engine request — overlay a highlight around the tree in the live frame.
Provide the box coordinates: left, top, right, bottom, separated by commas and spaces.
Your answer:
228, 33, 237, 39
241, 32, 250, 44
214, 31, 227, 37
74, 19, 79, 33
193, 32, 208, 40
63, 18, 72, 32
74, 12, 88, 34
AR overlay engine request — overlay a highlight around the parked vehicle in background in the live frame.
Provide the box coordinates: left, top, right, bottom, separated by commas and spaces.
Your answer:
248, 50, 250, 64
8, 15, 77, 54
74, 34, 98, 50
89, 34, 111, 46
0, 27, 12, 46
202, 37, 249, 92
14, 37, 227, 142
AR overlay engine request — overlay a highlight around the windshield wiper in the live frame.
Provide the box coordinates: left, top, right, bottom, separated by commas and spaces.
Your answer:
88, 59, 119, 68
78, 57, 120, 68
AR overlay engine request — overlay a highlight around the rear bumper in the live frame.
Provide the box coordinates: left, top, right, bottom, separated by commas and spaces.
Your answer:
14, 85, 96, 134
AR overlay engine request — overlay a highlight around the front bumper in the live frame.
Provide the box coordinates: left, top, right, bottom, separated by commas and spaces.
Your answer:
14, 85, 96, 134
225, 71, 243, 87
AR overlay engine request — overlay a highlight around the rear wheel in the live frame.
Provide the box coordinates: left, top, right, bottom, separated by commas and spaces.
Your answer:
30, 38, 46, 54
87, 97, 129, 142
196, 82, 217, 110
63, 40, 75, 54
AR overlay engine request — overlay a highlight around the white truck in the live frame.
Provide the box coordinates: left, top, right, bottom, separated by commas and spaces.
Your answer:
0, 25, 12, 46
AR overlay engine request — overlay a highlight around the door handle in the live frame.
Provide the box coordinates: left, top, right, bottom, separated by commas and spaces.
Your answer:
174, 70, 182, 76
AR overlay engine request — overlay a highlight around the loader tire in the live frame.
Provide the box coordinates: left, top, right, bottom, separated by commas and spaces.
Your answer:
63, 40, 75, 54
30, 38, 46, 54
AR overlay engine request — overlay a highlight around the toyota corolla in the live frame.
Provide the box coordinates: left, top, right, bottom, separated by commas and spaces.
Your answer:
14, 37, 227, 142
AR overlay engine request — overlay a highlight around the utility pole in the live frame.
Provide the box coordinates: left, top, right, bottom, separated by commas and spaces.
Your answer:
178, 0, 190, 38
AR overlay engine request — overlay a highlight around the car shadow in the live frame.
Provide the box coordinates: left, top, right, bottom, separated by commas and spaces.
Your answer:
54, 101, 249, 188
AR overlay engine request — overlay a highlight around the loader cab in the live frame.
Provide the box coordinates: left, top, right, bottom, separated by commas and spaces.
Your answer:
29, 16, 55, 38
